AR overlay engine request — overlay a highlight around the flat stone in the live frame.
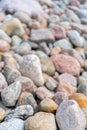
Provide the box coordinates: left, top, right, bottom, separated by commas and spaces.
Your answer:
0, 108, 6, 122
30, 29, 55, 43
0, 72, 8, 91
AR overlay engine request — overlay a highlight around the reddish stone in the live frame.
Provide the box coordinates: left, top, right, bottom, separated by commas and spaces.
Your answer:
69, 0, 80, 7
51, 54, 81, 76
50, 25, 66, 40
0, 40, 10, 52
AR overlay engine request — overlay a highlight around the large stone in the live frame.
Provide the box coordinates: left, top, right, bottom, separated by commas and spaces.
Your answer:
19, 54, 44, 86
1, 81, 22, 107
40, 98, 58, 113
51, 54, 81, 76
25, 112, 57, 130
0, 118, 24, 130
56, 100, 86, 130
30, 29, 55, 43
5, 105, 34, 120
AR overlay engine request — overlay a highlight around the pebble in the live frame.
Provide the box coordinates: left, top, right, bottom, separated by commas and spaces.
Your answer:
54, 39, 73, 49
49, 15, 60, 24
5, 105, 34, 120
0, 72, 8, 91
67, 30, 85, 47
36, 86, 54, 100
78, 82, 87, 96
1, 81, 22, 107
51, 54, 81, 76
0, 118, 24, 130
30, 29, 55, 43
40, 98, 58, 113
0, 40, 10, 52
18, 92, 37, 109
11, 35, 22, 47
50, 24, 66, 40
0, 108, 6, 122
19, 54, 44, 86
15, 76, 36, 93
59, 73, 77, 87
0, 18, 25, 37
0, 29, 11, 43
56, 100, 86, 130
25, 112, 57, 130
57, 81, 77, 96
53, 91, 68, 105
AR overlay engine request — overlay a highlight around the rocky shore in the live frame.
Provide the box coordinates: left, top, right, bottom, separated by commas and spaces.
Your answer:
0, 0, 87, 130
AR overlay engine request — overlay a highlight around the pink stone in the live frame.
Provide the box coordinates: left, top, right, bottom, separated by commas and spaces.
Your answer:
0, 40, 10, 52
51, 54, 81, 76
50, 25, 66, 40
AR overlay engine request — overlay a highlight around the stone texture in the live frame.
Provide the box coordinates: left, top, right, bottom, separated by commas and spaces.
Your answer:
59, 73, 77, 87
0, 118, 24, 130
0, 40, 10, 52
40, 98, 58, 113
19, 54, 44, 86
15, 76, 36, 93
56, 100, 86, 130
5, 105, 34, 120
30, 29, 55, 43
51, 54, 81, 76
50, 24, 66, 40
0, 18, 25, 37
0, 72, 8, 91
78, 82, 87, 96
18, 92, 38, 111
67, 30, 85, 47
0, 108, 6, 122
0, 29, 11, 43
36, 86, 54, 100
1, 81, 22, 107
53, 91, 68, 105
25, 112, 57, 130
57, 82, 77, 96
